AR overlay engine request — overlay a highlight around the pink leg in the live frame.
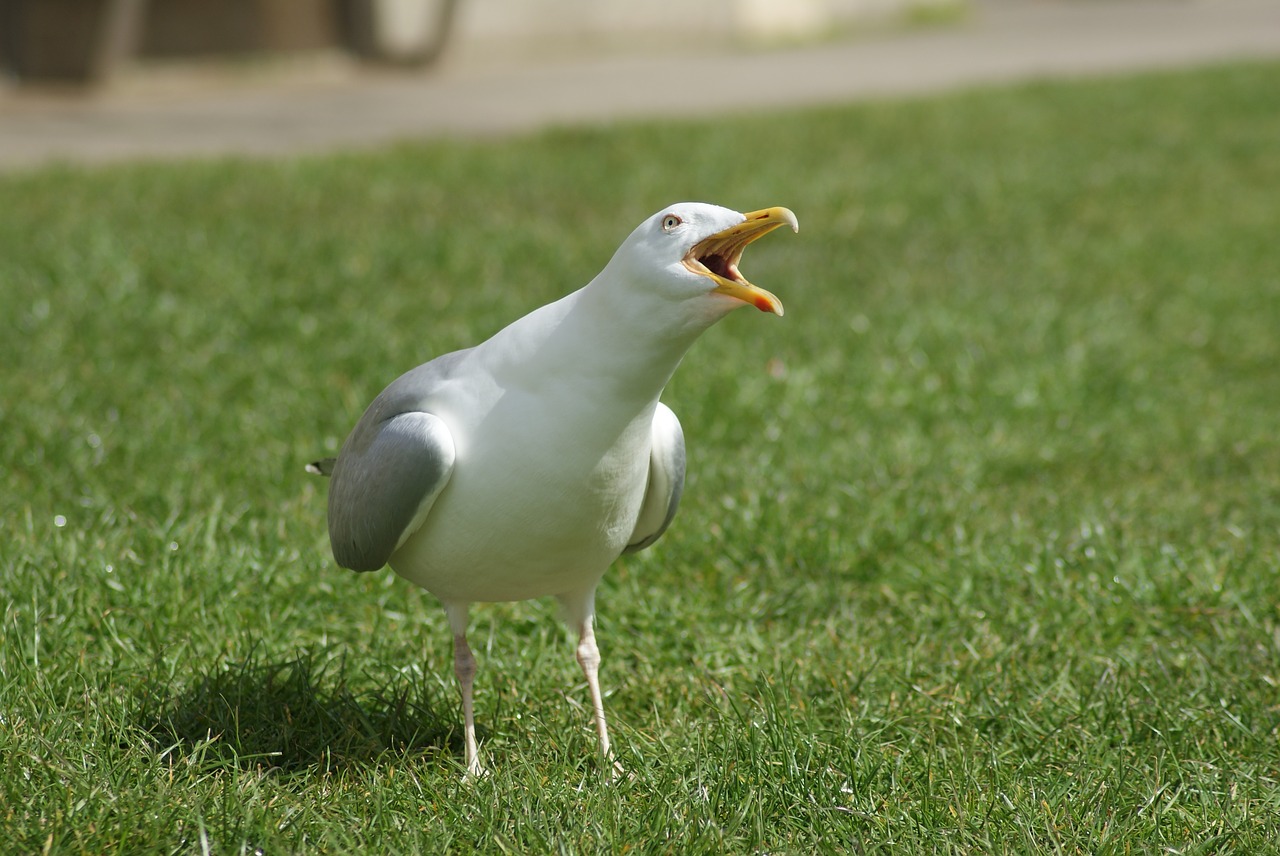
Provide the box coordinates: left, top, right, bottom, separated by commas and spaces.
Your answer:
446, 603, 483, 778
574, 613, 613, 761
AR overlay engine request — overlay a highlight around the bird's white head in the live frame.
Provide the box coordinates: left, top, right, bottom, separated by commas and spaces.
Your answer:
608, 202, 799, 319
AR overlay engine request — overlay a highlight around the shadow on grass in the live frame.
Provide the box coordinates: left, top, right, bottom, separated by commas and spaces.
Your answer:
136, 645, 464, 775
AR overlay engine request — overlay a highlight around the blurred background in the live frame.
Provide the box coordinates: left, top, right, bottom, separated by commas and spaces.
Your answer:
0, 0, 962, 83
0, 0, 957, 83
1, 0, 1278, 169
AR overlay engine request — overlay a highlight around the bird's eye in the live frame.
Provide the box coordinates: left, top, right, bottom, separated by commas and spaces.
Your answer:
661, 214, 682, 232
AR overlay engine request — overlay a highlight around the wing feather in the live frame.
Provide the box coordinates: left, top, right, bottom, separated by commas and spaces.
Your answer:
624, 402, 686, 554
328, 412, 454, 571
325, 352, 470, 572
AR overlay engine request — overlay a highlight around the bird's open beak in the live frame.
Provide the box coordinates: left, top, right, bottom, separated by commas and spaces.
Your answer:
683, 206, 798, 316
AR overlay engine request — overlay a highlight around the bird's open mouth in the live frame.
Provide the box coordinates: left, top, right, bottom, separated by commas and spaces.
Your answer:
682, 206, 798, 316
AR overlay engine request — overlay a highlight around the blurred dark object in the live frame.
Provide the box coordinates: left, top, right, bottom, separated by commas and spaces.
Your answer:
141, 0, 337, 57
339, 0, 458, 66
1, 0, 146, 82
0, 0, 459, 85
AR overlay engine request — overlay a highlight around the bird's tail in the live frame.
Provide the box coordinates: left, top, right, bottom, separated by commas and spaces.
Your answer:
305, 458, 337, 477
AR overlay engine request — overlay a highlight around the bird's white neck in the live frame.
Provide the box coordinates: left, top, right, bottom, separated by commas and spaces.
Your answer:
481, 270, 729, 409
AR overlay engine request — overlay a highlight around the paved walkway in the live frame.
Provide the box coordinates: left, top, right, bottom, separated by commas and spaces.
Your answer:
1, 0, 1278, 170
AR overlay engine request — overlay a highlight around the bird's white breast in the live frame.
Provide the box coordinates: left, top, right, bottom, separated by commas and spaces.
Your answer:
388, 343, 658, 604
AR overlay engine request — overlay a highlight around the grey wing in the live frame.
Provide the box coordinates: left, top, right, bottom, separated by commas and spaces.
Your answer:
326, 355, 466, 571
624, 402, 686, 554
328, 411, 454, 571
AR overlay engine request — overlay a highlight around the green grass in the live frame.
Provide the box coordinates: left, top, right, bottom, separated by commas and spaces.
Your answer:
2, 59, 1280, 853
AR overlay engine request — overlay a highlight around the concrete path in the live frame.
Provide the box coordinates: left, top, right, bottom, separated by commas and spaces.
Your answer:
1, 0, 1278, 171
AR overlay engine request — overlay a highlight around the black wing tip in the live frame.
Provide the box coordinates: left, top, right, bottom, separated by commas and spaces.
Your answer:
333, 545, 390, 573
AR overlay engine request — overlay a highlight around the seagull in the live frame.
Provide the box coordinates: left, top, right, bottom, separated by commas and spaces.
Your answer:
309, 202, 797, 776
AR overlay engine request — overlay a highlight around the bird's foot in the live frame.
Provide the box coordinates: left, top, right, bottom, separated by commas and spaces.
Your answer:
600, 751, 634, 783
461, 759, 489, 782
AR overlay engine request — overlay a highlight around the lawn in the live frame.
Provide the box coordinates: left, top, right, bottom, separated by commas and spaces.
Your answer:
1, 60, 1279, 853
